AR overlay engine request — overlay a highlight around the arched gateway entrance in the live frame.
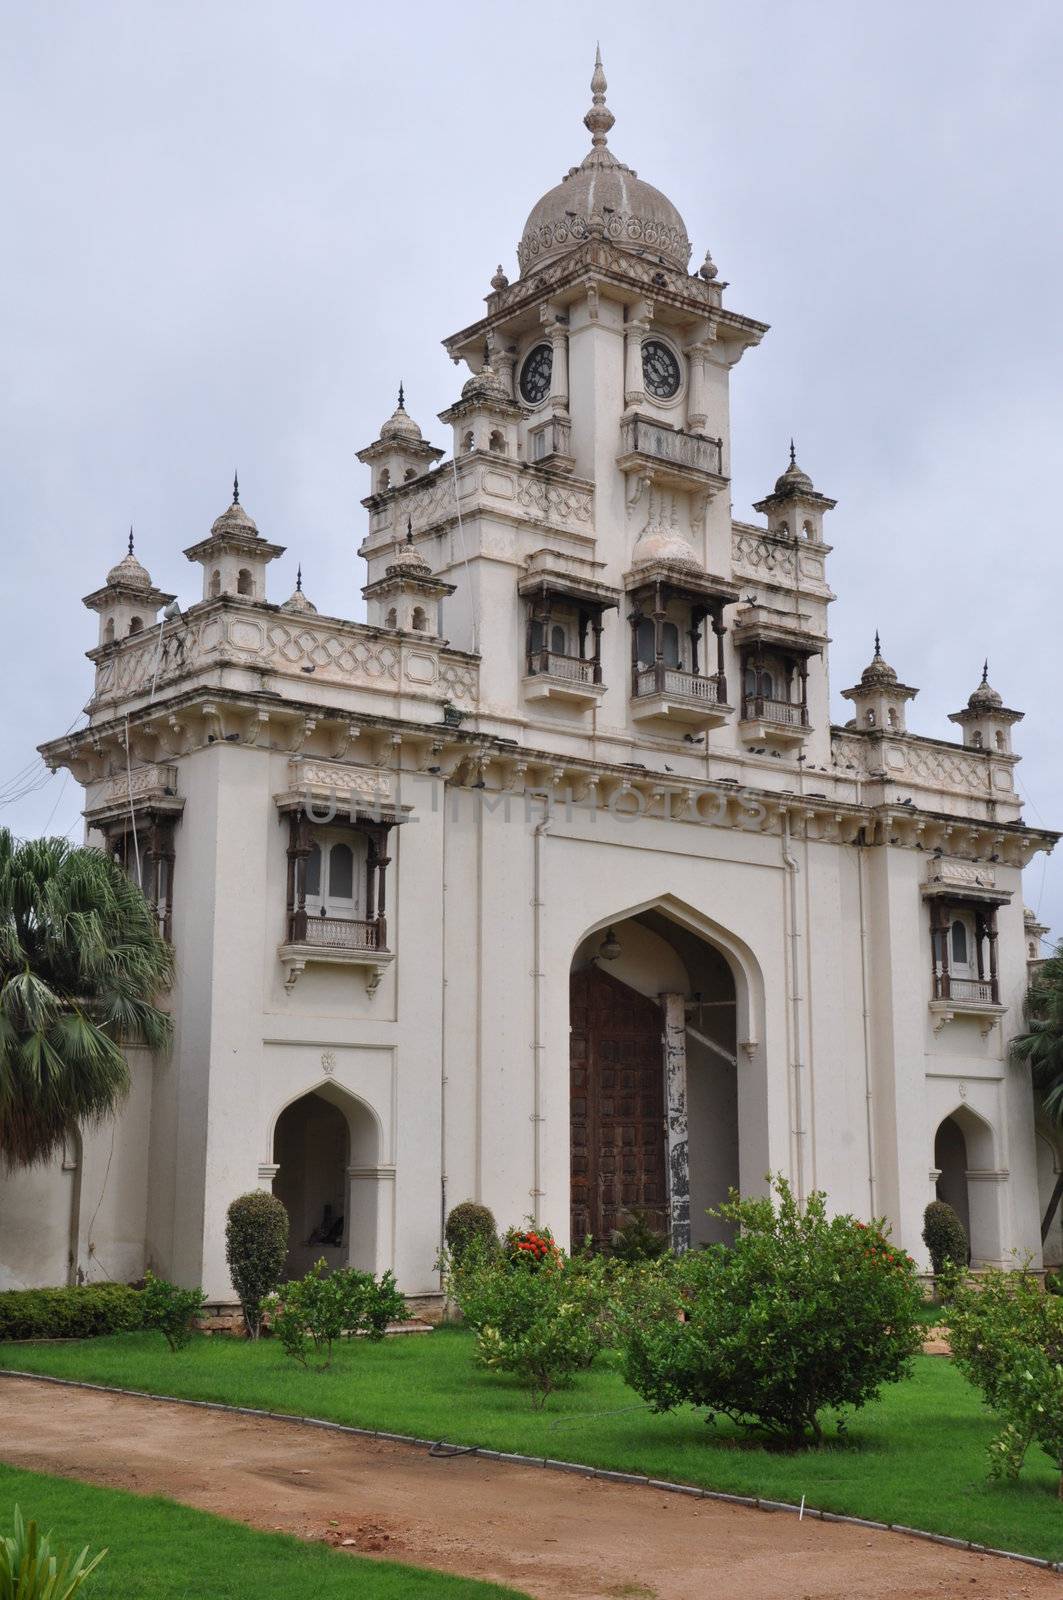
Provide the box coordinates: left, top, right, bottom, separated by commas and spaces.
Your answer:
570, 907, 747, 1253
271, 1084, 381, 1278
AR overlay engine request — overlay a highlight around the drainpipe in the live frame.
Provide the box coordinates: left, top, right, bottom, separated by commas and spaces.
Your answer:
438, 776, 449, 1279
781, 809, 806, 1203
856, 839, 878, 1217
531, 817, 551, 1226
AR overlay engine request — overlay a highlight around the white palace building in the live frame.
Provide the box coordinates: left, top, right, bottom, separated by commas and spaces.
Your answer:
3, 55, 1060, 1299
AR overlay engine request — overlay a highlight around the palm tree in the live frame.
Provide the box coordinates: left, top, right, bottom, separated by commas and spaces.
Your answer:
0, 828, 173, 1169
1011, 945, 1063, 1241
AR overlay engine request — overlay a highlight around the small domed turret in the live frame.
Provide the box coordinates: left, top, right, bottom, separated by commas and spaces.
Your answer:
357, 385, 444, 495
948, 662, 1023, 755
83, 528, 175, 647
210, 473, 259, 538
280, 565, 318, 615
774, 442, 814, 496
183, 475, 285, 603
379, 383, 424, 444
841, 632, 918, 732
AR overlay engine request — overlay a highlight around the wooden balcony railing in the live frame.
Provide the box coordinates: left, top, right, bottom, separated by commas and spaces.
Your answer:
619, 415, 723, 478
634, 665, 726, 704
932, 972, 999, 1006
527, 650, 600, 685
287, 911, 387, 951
742, 695, 809, 727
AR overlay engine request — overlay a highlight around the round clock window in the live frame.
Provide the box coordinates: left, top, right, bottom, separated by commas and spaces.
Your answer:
642, 339, 681, 400
519, 343, 553, 405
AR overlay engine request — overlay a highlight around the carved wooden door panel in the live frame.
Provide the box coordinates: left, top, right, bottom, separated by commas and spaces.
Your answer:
570, 965, 667, 1249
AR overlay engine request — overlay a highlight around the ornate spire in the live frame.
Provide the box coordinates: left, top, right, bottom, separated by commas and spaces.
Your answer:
982, 659, 989, 684
584, 44, 615, 148
875, 629, 882, 657
397, 381, 405, 411
128, 525, 135, 556
233, 470, 240, 506
789, 439, 797, 469
296, 564, 303, 593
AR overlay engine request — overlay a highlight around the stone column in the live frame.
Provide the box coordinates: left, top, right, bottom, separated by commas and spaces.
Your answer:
549, 324, 569, 414
662, 992, 690, 1253
347, 1164, 396, 1275
624, 300, 653, 409
685, 342, 712, 433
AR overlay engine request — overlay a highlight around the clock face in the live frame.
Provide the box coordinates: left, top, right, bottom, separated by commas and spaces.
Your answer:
642, 338, 681, 400
519, 343, 553, 405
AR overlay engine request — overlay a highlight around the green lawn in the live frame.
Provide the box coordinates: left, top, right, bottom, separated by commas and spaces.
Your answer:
0, 1463, 526, 1598
2, 1329, 1060, 1564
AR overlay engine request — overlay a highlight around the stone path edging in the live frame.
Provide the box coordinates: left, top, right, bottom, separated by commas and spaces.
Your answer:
2, 1368, 1058, 1575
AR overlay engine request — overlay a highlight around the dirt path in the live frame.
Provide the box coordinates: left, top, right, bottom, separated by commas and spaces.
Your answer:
0, 1377, 1056, 1600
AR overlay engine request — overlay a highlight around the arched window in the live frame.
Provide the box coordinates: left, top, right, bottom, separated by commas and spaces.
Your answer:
378, 468, 391, 491
128, 616, 143, 635
489, 429, 506, 454
887, 707, 898, 728
865, 709, 876, 727
103, 618, 115, 644
304, 843, 322, 899
412, 606, 428, 632
951, 918, 969, 969
662, 622, 680, 670
636, 617, 656, 667
209, 569, 221, 597
550, 624, 566, 656
403, 467, 417, 482
995, 730, 1006, 751
971, 729, 983, 748
237, 569, 253, 596
329, 843, 354, 902
802, 519, 814, 540
462, 430, 475, 454
385, 606, 397, 629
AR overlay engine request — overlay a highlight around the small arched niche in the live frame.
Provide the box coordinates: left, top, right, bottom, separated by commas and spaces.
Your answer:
272, 1085, 380, 1277
934, 1106, 999, 1266
237, 568, 253, 597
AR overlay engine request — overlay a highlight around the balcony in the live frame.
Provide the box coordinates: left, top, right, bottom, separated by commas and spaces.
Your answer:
279, 910, 393, 996
740, 693, 812, 747
618, 414, 725, 492
524, 648, 605, 708
528, 416, 575, 472
631, 664, 731, 731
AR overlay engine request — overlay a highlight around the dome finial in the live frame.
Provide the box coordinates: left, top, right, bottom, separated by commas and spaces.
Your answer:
406, 515, 414, 544
982, 658, 989, 684
397, 381, 405, 411
584, 43, 615, 147
128, 525, 134, 556
296, 563, 303, 593
874, 629, 882, 657
789, 438, 797, 469
233, 470, 240, 506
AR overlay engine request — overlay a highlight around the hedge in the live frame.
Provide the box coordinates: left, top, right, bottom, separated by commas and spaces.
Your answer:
0, 1284, 143, 1341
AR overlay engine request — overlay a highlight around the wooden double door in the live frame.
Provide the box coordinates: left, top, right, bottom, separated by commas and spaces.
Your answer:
569, 965, 668, 1248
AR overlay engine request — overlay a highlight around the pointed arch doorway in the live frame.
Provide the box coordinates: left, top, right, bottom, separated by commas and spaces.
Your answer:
569, 964, 668, 1248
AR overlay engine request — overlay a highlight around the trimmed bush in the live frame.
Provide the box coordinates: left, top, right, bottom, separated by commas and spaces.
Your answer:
0, 1284, 142, 1343
444, 1201, 497, 1262
265, 1260, 408, 1368
922, 1200, 969, 1275
948, 1264, 1063, 1495
225, 1191, 289, 1338
450, 1229, 617, 1407
140, 1272, 206, 1352
604, 1211, 671, 1265
617, 1178, 924, 1448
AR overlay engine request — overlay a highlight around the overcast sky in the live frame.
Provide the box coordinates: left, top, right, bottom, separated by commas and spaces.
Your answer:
2, 1, 1061, 938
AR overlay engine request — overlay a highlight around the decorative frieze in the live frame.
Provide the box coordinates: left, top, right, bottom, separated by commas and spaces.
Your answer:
366, 457, 594, 546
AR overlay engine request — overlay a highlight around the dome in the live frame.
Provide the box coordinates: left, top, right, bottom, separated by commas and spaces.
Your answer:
969, 663, 1003, 709
107, 532, 152, 591
379, 384, 423, 444
211, 475, 258, 538
774, 443, 814, 495
388, 521, 433, 576
631, 526, 702, 571
280, 567, 317, 614
861, 634, 898, 685
461, 356, 511, 405
516, 51, 691, 278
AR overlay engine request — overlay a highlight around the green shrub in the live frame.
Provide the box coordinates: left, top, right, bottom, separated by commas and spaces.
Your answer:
0, 1504, 106, 1598
0, 1284, 142, 1342
225, 1191, 289, 1338
922, 1200, 969, 1275
616, 1177, 924, 1448
140, 1272, 206, 1352
948, 1264, 1063, 1495
604, 1211, 671, 1265
265, 1260, 408, 1368
444, 1201, 498, 1262
450, 1229, 616, 1407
